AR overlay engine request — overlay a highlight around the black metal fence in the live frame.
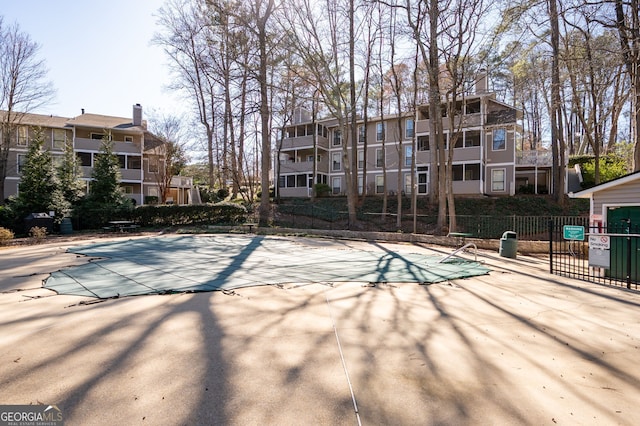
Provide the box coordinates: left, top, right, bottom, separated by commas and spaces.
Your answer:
549, 221, 640, 290
274, 203, 588, 241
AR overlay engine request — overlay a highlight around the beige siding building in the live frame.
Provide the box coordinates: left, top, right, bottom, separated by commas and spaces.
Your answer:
2, 105, 193, 205
276, 88, 544, 199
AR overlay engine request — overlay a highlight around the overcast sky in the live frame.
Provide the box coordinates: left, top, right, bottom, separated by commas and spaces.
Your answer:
2, 0, 183, 120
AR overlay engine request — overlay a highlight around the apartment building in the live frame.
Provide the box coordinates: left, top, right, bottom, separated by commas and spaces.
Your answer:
2, 104, 194, 205
277, 82, 556, 199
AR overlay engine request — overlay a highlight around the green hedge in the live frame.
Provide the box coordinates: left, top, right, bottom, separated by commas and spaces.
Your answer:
130, 203, 247, 227
73, 202, 247, 230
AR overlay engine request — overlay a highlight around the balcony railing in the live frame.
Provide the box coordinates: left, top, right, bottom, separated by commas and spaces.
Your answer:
171, 176, 193, 188
516, 151, 553, 166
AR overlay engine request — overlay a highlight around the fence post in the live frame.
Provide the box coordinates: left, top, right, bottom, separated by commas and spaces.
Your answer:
627, 236, 632, 289
549, 220, 554, 274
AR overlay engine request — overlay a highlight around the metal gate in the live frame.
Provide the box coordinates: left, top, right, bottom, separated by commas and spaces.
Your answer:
549, 220, 640, 290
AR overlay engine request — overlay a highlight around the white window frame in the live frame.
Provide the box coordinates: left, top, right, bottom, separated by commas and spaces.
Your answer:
376, 122, 385, 141
358, 175, 364, 195
405, 119, 414, 139
52, 129, 66, 150
124, 135, 134, 143
492, 128, 506, 151
333, 129, 342, 146
405, 145, 412, 167
17, 127, 28, 146
375, 175, 384, 194
375, 148, 384, 168
17, 154, 27, 173
357, 150, 364, 169
332, 177, 341, 194
404, 173, 412, 194
332, 152, 342, 171
491, 168, 506, 192
358, 125, 365, 144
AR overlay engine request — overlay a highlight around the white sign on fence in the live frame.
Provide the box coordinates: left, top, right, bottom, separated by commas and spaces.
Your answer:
589, 249, 610, 268
589, 235, 610, 250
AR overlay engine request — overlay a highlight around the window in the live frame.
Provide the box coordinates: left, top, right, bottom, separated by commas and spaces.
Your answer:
117, 155, 126, 169
149, 157, 159, 173
77, 152, 92, 167
53, 129, 66, 150
465, 163, 480, 180
17, 127, 28, 146
17, 154, 26, 173
332, 153, 341, 171
375, 175, 384, 194
278, 176, 285, 188
128, 156, 141, 170
376, 122, 385, 141
466, 100, 481, 114
452, 164, 464, 181
91, 133, 106, 140
124, 135, 134, 143
357, 150, 364, 169
453, 132, 464, 148
418, 136, 430, 151
465, 130, 481, 147
417, 166, 429, 194
358, 125, 365, 144
492, 169, 505, 191
287, 175, 295, 187
404, 174, 412, 194
296, 174, 306, 187
376, 149, 384, 168
405, 146, 412, 167
122, 186, 133, 194
358, 176, 363, 195
333, 129, 342, 146
492, 129, 506, 151
405, 119, 414, 139
332, 177, 341, 194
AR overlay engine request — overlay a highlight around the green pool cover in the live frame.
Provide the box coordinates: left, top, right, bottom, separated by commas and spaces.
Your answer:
44, 235, 490, 298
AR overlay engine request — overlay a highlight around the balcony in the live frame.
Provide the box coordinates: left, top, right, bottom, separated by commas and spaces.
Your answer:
280, 135, 330, 151
416, 112, 483, 134
74, 137, 142, 154
279, 157, 329, 174
517, 151, 553, 166
171, 176, 193, 188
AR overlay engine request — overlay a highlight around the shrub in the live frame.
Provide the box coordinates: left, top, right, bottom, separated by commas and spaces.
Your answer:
0, 227, 14, 245
28, 226, 47, 243
314, 183, 331, 197
130, 203, 247, 228
217, 188, 230, 199
144, 195, 159, 205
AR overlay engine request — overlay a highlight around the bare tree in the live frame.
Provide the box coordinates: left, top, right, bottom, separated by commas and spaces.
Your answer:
281, 0, 368, 227
147, 112, 189, 204
0, 19, 54, 201
154, 1, 219, 189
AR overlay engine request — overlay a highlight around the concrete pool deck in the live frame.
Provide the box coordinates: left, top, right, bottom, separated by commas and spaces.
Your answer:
1, 234, 639, 425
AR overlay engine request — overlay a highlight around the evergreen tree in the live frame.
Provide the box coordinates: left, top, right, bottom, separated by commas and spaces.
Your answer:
57, 138, 85, 205
88, 133, 128, 206
15, 128, 68, 220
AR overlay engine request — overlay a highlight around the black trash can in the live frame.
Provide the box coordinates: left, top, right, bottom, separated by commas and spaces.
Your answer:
499, 231, 517, 258
24, 212, 54, 234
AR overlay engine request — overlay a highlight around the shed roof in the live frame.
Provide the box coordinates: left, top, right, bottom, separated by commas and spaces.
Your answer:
569, 170, 640, 198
